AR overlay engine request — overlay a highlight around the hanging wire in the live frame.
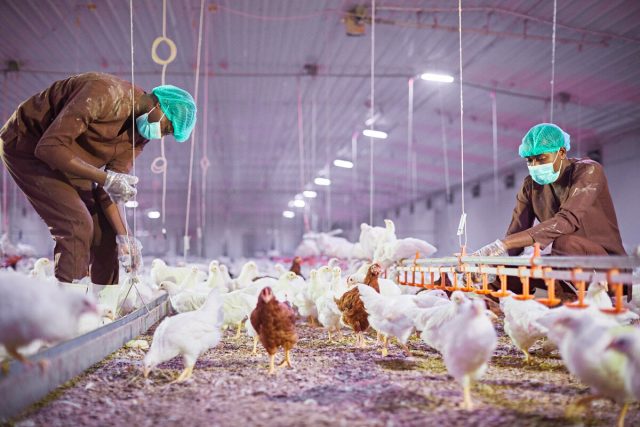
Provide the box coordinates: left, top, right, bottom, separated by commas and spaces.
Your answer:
200, 9, 212, 256
1, 76, 8, 233
550, 0, 558, 122
128, 0, 137, 238
491, 92, 499, 203
183, 0, 206, 260
438, 88, 451, 202
457, 0, 467, 248
577, 98, 582, 158
369, 0, 376, 225
407, 78, 414, 201
295, 77, 309, 232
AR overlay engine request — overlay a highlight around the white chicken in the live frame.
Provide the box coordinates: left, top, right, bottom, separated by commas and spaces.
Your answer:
373, 237, 437, 269
159, 281, 208, 313
77, 304, 115, 335
411, 291, 469, 352
221, 287, 261, 338
540, 312, 635, 426
143, 289, 224, 383
358, 219, 397, 260
441, 299, 497, 410
29, 258, 55, 281
0, 271, 98, 368
228, 261, 259, 290
500, 292, 550, 362
206, 262, 230, 292
607, 328, 640, 402
150, 259, 206, 286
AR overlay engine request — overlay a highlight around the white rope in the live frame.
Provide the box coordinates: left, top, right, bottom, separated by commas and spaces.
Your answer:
369, 0, 375, 226
296, 78, 306, 231
183, 0, 206, 260
200, 11, 211, 252
550, 0, 558, 122
457, 0, 467, 248
128, 0, 137, 238
438, 88, 451, 201
491, 92, 499, 203
407, 78, 414, 200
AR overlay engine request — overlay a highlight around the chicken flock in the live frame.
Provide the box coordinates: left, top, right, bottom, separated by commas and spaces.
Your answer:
1, 220, 640, 425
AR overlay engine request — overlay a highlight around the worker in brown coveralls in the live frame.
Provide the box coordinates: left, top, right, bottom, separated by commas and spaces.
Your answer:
473, 123, 627, 298
0, 72, 196, 284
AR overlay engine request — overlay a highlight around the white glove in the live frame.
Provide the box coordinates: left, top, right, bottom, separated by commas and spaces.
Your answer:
116, 235, 143, 273
104, 171, 138, 203
472, 239, 508, 257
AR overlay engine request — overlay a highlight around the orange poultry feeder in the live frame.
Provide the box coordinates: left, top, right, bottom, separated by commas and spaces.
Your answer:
461, 268, 474, 292
420, 270, 426, 288
513, 266, 535, 300
439, 268, 448, 291
474, 265, 492, 295
537, 267, 561, 307
446, 269, 463, 292
425, 271, 436, 290
490, 266, 510, 298
600, 269, 628, 315
565, 268, 588, 309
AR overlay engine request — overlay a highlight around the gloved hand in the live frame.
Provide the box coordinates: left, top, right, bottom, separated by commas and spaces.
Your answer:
116, 235, 143, 274
472, 239, 508, 257
103, 171, 138, 203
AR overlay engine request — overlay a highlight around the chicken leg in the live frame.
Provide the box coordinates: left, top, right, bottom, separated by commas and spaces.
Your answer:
235, 322, 243, 339
268, 354, 276, 375
462, 378, 474, 411
251, 336, 259, 355
565, 394, 603, 418
327, 330, 333, 343
381, 336, 389, 357
171, 365, 194, 383
400, 343, 412, 357
522, 349, 531, 364
617, 402, 629, 427
278, 350, 293, 369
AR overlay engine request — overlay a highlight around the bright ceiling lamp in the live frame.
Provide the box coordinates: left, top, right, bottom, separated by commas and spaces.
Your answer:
314, 177, 331, 186
293, 199, 306, 208
147, 210, 161, 219
125, 200, 139, 208
303, 190, 317, 198
362, 129, 388, 139
420, 72, 454, 83
333, 159, 354, 169
282, 210, 295, 219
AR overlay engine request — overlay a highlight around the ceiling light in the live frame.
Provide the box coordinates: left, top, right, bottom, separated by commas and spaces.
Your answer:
362, 129, 388, 139
293, 199, 306, 208
147, 210, 161, 219
314, 177, 331, 186
125, 200, 138, 208
287, 200, 295, 208
420, 72, 454, 83
333, 159, 354, 169
282, 210, 295, 219
303, 190, 317, 198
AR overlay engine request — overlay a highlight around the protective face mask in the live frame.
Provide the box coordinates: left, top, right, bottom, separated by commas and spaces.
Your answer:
135, 106, 164, 140
528, 151, 561, 185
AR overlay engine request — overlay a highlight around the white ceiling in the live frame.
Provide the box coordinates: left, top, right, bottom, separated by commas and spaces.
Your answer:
1, 0, 640, 234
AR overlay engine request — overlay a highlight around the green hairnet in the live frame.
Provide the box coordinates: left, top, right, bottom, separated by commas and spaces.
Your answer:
152, 85, 197, 142
519, 123, 570, 157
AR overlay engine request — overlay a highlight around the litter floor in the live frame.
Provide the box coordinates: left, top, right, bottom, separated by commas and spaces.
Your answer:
13, 322, 639, 427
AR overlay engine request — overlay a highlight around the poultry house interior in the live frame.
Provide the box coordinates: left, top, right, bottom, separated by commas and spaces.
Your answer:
1, 1, 640, 426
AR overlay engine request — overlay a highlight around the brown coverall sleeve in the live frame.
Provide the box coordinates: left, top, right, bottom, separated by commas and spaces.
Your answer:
33, 80, 112, 172
526, 162, 605, 248
505, 178, 535, 256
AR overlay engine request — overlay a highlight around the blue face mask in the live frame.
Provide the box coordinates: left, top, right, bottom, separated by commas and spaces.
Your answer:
528, 151, 561, 185
135, 106, 164, 140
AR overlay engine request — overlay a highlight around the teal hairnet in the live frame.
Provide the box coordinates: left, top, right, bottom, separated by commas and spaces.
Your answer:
152, 85, 197, 142
519, 123, 570, 157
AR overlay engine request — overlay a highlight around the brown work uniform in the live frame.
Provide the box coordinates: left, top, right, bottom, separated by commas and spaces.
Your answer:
504, 157, 627, 295
0, 72, 148, 284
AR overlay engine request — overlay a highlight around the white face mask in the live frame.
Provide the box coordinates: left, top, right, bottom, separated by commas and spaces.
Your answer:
528, 151, 561, 185
135, 106, 164, 140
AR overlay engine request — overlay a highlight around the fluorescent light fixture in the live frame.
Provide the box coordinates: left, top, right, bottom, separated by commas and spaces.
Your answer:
362, 129, 388, 139
420, 72, 454, 83
125, 200, 139, 208
314, 177, 331, 186
293, 199, 306, 208
282, 210, 295, 218
333, 159, 354, 169
303, 190, 317, 198
147, 210, 161, 219
287, 200, 296, 208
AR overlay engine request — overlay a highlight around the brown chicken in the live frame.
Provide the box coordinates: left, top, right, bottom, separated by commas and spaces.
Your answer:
289, 256, 304, 279
250, 286, 298, 375
335, 263, 381, 348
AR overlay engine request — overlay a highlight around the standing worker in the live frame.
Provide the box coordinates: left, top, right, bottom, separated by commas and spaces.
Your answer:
473, 123, 627, 297
0, 72, 196, 284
